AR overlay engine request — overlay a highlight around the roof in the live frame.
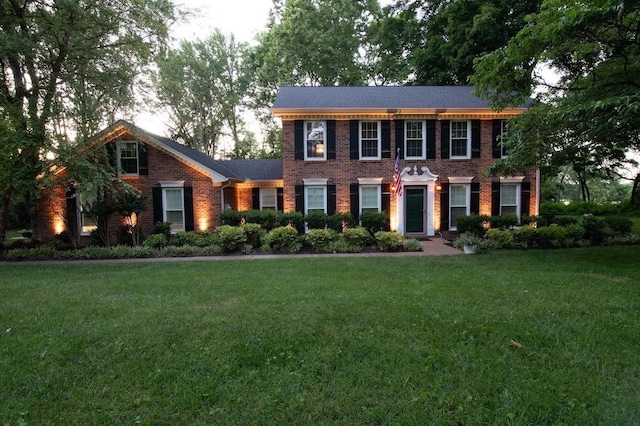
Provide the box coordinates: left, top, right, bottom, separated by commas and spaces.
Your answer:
91, 120, 282, 182
271, 86, 529, 116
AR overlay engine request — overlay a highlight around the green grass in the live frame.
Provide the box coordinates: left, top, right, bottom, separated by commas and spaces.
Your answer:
1, 247, 639, 425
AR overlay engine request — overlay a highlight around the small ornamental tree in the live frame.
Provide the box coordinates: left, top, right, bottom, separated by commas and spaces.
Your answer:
116, 184, 148, 247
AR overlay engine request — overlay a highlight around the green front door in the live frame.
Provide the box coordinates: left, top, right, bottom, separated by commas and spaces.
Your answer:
405, 188, 425, 233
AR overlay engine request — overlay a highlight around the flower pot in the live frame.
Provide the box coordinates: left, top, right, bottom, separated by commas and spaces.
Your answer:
463, 244, 477, 254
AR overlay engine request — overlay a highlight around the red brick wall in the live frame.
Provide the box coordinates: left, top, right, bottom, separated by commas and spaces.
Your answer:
282, 118, 538, 219
38, 134, 223, 246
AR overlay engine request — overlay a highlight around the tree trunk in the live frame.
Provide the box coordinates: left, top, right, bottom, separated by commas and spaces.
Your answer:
0, 189, 12, 245
631, 172, 640, 207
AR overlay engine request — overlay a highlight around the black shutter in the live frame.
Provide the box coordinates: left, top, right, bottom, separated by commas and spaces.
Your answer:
426, 120, 436, 159
106, 142, 117, 171
471, 120, 481, 158
395, 120, 405, 159
277, 188, 284, 212
295, 185, 304, 213
381, 120, 391, 158
491, 181, 501, 216
521, 182, 531, 217
252, 188, 260, 210
470, 182, 480, 215
349, 120, 359, 159
138, 143, 148, 175
492, 119, 503, 159
327, 120, 336, 160
382, 184, 391, 231
440, 120, 450, 159
184, 186, 194, 231
350, 183, 359, 218
294, 120, 304, 160
65, 187, 77, 235
152, 187, 163, 224
327, 185, 337, 215
440, 183, 449, 231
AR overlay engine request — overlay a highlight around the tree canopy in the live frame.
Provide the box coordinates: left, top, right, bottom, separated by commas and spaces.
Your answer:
472, 0, 640, 202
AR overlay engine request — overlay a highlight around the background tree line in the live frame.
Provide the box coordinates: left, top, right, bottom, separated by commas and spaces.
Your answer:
1, 0, 639, 242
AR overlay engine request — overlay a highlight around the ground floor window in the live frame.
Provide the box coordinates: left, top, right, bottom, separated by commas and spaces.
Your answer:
260, 188, 277, 210
449, 184, 470, 230
500, 183, 520, 216
163, 186, 185, 232
305, 185, 326, 214
78, 192, 97, 235
359, 185, 381, 213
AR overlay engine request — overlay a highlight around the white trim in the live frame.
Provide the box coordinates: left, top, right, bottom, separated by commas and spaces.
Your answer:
162, 187, 186, 233
159, 180, 186, 187
303, 178, 328, 185
117, 140, 140, 176
448, 176, 474, 184
449, 183, 471, 231
357, 177, 384, 185
260, 188, 278, 210
500, 176, 525, 183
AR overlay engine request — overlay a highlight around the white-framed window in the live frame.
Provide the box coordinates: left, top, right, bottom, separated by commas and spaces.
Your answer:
260, 188, 278, 210
304, 186, 327, 214
118, 140, 139, 175
500, 183, 520, 216
499, 120, 509, 158
450, 121, 471, 159
78, 192, 97, 235
305, 121, 326, 160
360, 121, 381, 160
405, 120, 426, 159
360, 186, 381, 213
161, 182, 185, 233
449, 183, 470, 230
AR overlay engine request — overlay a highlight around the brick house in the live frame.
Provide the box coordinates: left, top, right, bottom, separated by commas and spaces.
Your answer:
38, 120, 283, 245
271, 86, 539, 237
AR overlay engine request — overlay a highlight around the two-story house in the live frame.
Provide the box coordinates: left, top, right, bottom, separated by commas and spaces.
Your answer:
271, 86, 539, 237
38, 86, 538, 245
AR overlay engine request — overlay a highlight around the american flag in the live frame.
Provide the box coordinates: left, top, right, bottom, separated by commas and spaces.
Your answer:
394, 150, 402, 196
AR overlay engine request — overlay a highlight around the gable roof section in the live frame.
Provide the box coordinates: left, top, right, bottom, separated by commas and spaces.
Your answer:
271, 86, 529, 118
89, 120, 282, 182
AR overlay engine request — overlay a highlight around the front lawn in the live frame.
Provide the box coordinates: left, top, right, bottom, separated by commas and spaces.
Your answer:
1, 247, 639, 424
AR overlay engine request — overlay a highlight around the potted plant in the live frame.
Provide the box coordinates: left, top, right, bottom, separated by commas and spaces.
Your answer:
454, 232, 485, 254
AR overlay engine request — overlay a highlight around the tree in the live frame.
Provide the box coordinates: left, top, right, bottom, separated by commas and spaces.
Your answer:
116, 184, 148, 247
154, 30, 252, 158
472, 0, 640, 204
0, 0, 175, 242
368, 0, 541, 85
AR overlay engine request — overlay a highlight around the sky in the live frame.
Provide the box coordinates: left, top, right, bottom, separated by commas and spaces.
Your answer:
135, 0, 393, 137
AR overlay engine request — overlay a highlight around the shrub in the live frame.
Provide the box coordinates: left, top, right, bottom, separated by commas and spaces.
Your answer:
306, 211, 328, 230
512, 226, 538, 248
305, 228, 340, 253
327, 212, 355, 232
213, 225, 247, 253
521, 215, 543, 227
374, 231, 403, 252
490, 213, 519, 230
279, 212, 305, 233
341, 226, 373, 248
220, 210, 243, 226
360, 211, 387, 235
536, 225, 570, 248
116, 225, 134, 246
244, 209, 279, 231
261, 226, 300, 254
143, 233, 167, 249
550, 215, 579, 227
485, 228, 514, 249
152, 221, 172, 239
605, 216, 633, 236
330, 239, 363, 253
456, 214, 490, 236
173, 231, 199, 247
241, 223, 265, 248
404, 238, 423, 252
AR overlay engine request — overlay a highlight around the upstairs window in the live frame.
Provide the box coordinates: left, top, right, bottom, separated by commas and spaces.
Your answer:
500, 120, 509, 158
305, 121, 326, 160
405, 121, 425, 159
118, 141, 139, 175
450, 121, 471, 159
360, 121, 381, 160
